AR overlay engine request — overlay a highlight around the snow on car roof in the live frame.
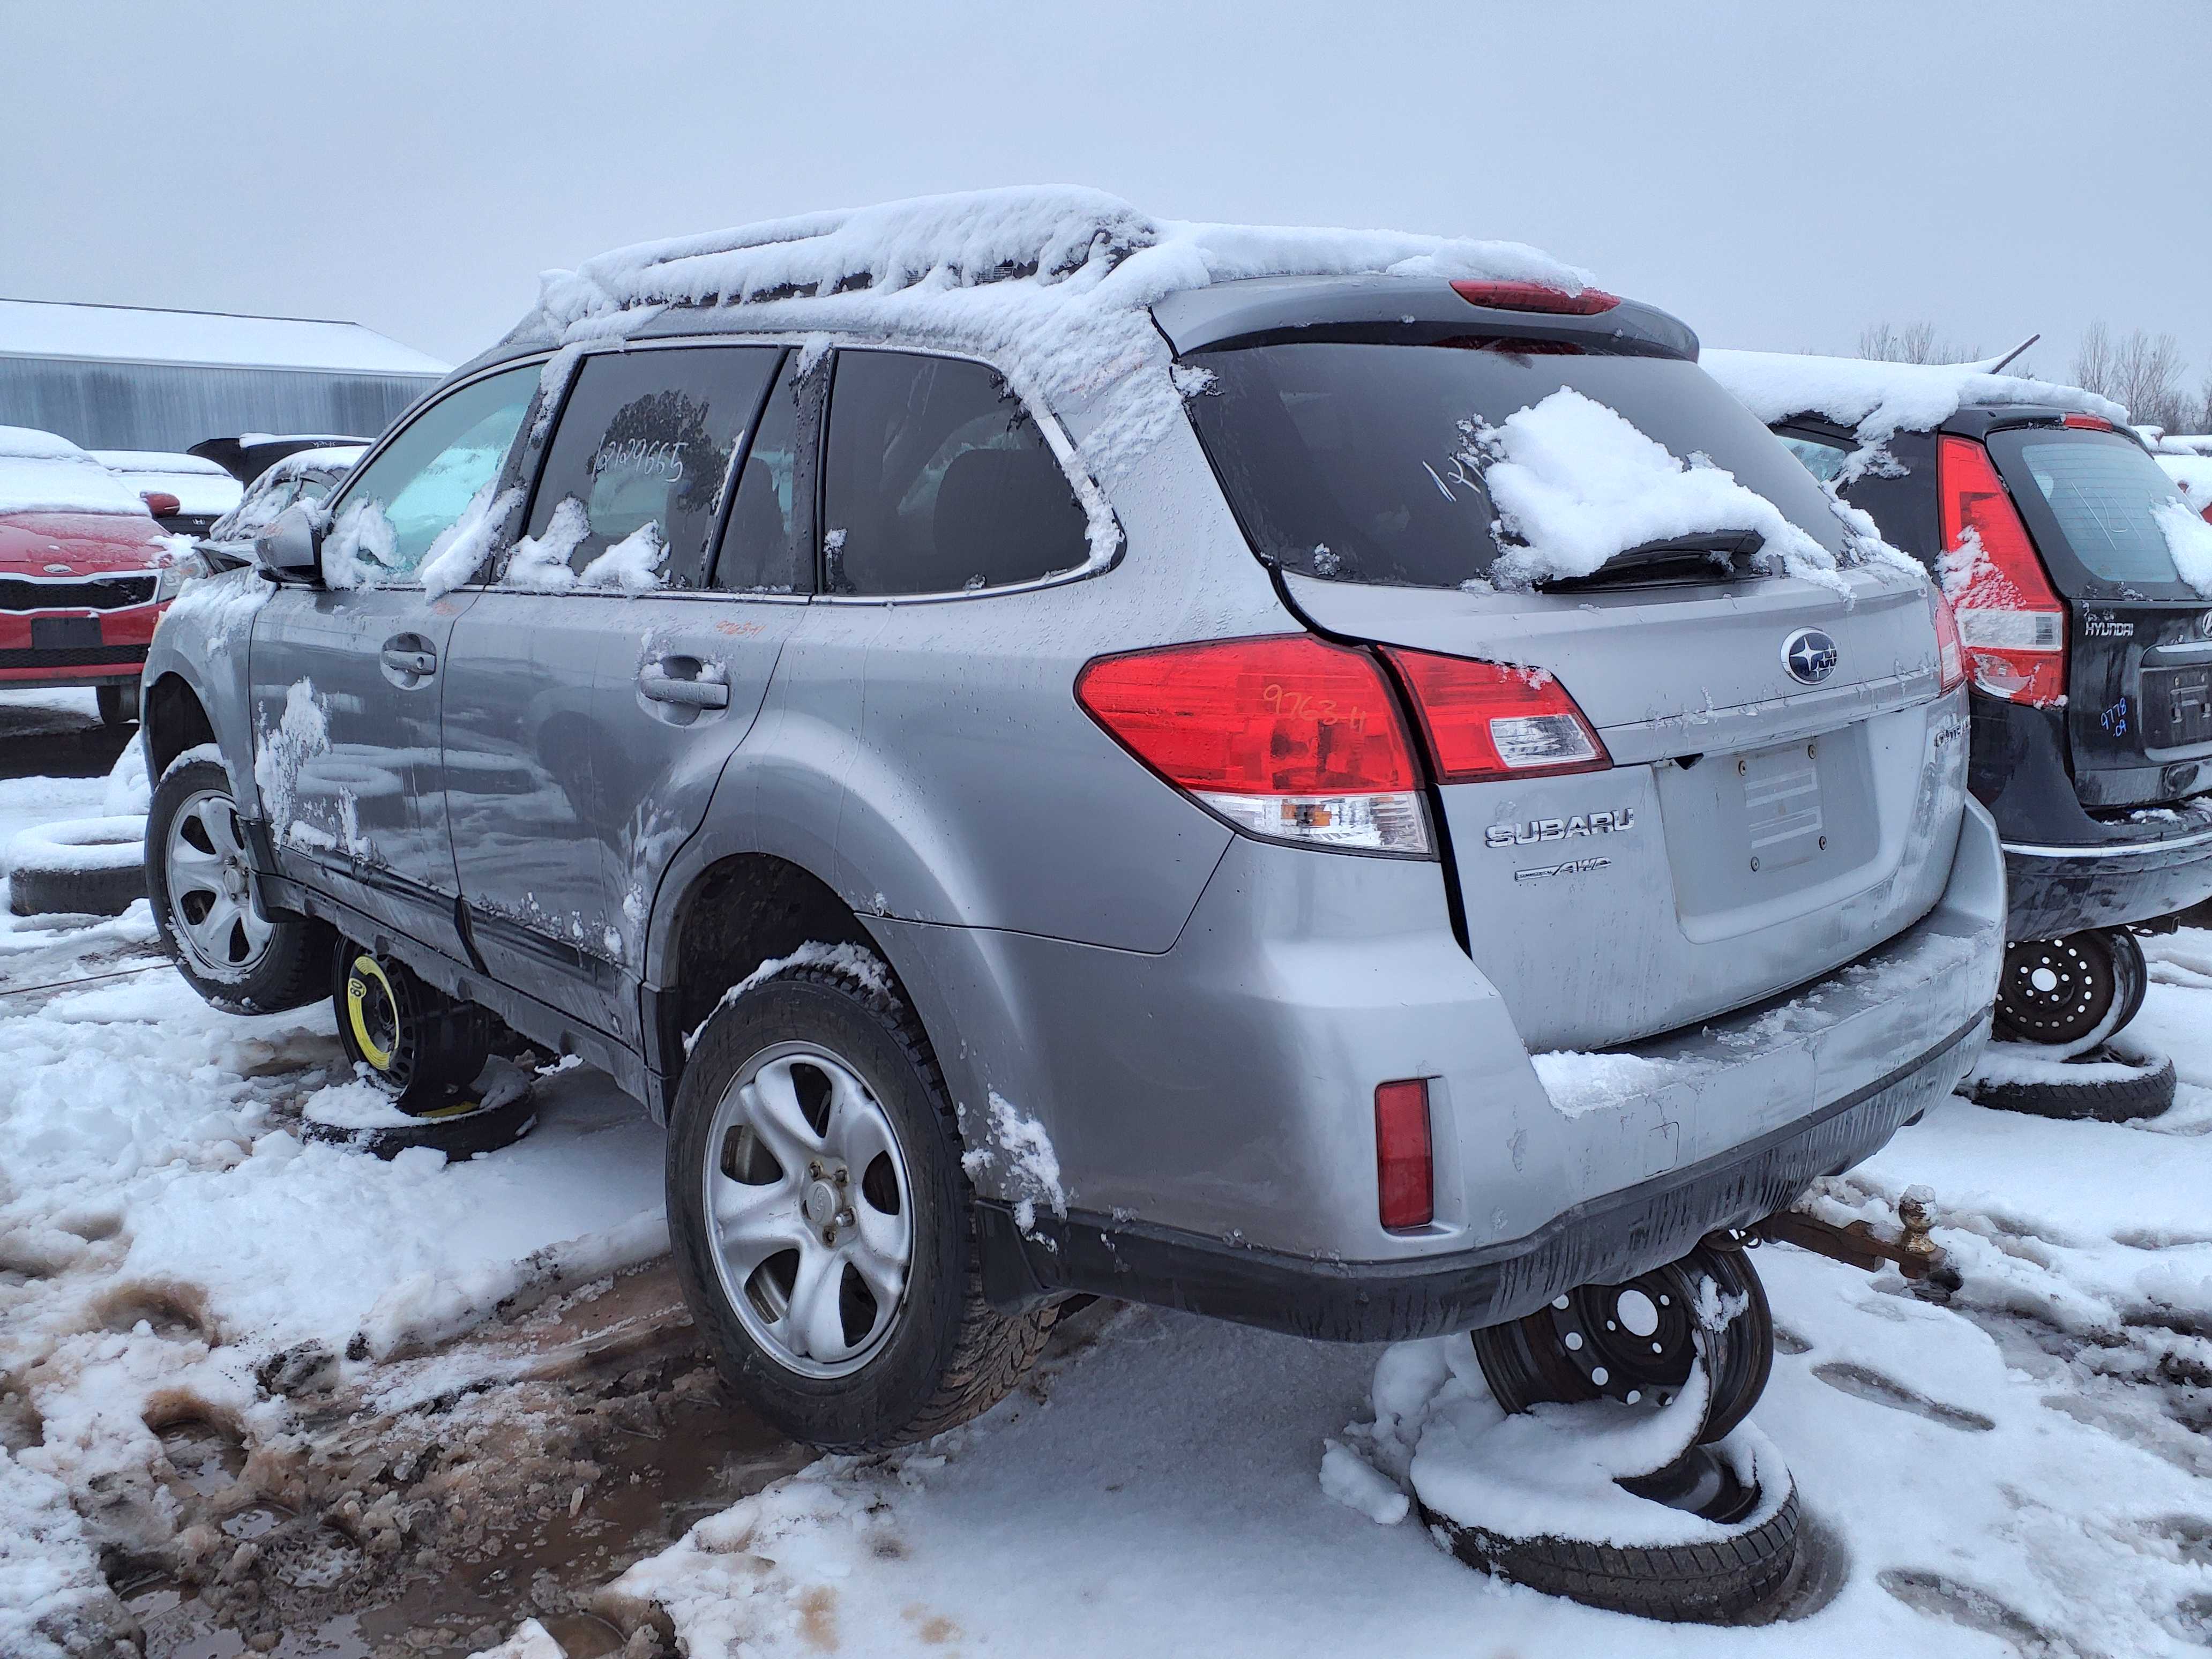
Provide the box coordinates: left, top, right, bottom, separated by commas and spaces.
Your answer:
505, 186, 1594, 491
0, 297, 450, 377
1702, 348, 2128, 445
90, 450, 234, 477
0, 424, 153, 516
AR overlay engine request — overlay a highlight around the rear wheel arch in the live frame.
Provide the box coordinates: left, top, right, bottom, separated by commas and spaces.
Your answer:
144, 673, 217, 781
651, 852, 891, 1100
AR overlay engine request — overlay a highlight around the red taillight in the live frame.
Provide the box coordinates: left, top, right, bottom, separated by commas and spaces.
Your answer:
1075, 635, 1429, 854
1450, 279, 1621, 316
1936, 435, 2067, 708
2062, 413, 2114, 432
1374, 1079, 1433, 1230
1382, 648, 1609, 782
1931, 587, 1966, 692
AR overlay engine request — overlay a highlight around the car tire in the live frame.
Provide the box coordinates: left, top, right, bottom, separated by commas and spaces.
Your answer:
97, 682, 141, 728
332, 942, 494, 1114
1967, 1040, 2178, 1123
5, 816, 147, 918
301, 1076, 538, 1161
1426, 1474, 1800, 1623
668, 955, 1056, 1453
1991, 929, 2143, 1058
145, 757, 331, 1014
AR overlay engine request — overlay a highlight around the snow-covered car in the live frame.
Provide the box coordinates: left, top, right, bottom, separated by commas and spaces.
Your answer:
1710, 352, 2212, 1055
187, 431, 371, 484
2152, 442, 2212, 524
198, 444, 364, 565
139, 189, 2002, 1457
1, 424, 193, 726
89, 449, 243, 537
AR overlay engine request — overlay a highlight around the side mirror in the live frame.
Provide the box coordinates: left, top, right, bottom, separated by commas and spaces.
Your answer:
254, 503, 324, 585
141, 490, 182, 519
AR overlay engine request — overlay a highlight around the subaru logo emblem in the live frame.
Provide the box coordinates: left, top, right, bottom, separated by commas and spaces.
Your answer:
1782, 628, 1839, 685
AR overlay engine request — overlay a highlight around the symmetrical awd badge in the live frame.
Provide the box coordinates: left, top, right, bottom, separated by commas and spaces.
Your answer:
1782, 627, 1839, 685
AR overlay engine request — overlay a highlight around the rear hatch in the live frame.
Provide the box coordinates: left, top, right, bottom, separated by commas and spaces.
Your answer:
1977, 422, 2212, 807
1181, 332, 1961, 1053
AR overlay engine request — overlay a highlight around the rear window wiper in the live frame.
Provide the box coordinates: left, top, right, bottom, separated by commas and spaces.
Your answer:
1532, 531, 1765, 591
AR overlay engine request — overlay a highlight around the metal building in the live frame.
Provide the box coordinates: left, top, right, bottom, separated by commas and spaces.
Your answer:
0, 297, 450, 454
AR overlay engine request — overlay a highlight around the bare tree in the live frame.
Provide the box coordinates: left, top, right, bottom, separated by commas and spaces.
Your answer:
2071, 322, 2192, 430
1858, 320, 1982, 365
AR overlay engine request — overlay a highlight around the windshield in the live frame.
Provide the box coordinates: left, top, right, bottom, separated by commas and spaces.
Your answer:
2006, 431, 2198, 586
1184, 341, 1851, 588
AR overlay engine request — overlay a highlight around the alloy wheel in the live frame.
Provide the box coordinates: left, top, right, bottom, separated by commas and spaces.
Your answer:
703, 1041, 915, 1379
164, 788, 273, 976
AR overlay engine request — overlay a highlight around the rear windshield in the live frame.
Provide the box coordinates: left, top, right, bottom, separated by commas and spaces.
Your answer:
2005, 432, 2195, 586
1184, 341, 1851, 588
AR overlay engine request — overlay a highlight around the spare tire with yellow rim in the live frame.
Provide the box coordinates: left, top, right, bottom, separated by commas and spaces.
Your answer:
333, 941, 494, 1115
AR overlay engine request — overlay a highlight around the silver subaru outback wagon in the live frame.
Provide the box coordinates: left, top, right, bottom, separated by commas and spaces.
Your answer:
141, 192, 2002, 1452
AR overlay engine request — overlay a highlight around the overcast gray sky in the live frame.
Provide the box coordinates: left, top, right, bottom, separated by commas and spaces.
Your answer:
4, 1, 2206, 388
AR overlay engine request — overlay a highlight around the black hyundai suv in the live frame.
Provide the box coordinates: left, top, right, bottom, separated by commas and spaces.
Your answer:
1710, 352, 2212, 1058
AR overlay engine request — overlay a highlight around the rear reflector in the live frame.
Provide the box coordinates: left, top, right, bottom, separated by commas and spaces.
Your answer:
1075, 634, 1430, 854
2062, 413, 2115, 432
1374, 1079, 1433, 1230
1936, 435, 2067, 708
1382, 649, 1609, 782
1450, 279, 1621, 316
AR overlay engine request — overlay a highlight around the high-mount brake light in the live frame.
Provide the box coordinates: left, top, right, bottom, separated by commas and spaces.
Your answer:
1381, 648, 1610, 782
1936, 435, 2067, 708
1373, 1079, 1433, 1231
2061, 413, 2115, 432
1074, 635, 1430, 855
1931, 587, 1966, 693
1449, 279, 1621, 316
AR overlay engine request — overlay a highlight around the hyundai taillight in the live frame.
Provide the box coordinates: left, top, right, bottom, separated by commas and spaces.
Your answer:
1450, 279, 1621, 316
1382, 648, 1609, 782
1074, 635, 1430, 854
2062, 413, 2114, 432
1930, 587, 1966, 692
1374, 1079, 1433, 1230
1936, 435, 2067, 708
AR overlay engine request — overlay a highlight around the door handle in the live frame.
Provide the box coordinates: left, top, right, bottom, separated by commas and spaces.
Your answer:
639, 669, 729, 709
381, 644, 437, 676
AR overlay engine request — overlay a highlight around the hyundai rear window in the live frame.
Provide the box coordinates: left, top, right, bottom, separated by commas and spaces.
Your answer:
1184, 342, 1850, 588
2007, 433, 2195, 587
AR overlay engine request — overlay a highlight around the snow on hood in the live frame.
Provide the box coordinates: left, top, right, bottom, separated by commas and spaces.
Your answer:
88, 452, 242, 518
1701, 349, 2128, 445
507, 186, 1594, 494
0, 427, 153, 519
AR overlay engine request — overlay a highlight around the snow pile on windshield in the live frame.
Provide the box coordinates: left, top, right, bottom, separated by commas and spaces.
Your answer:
2158, 452, 2212, 515
1465, 388, 1903, 595
88, 451, 241, 518
2153, 498, 2212, 597
0, 425, 153, 518
507, 186, 1592, 531
1703, 349, 2127, 445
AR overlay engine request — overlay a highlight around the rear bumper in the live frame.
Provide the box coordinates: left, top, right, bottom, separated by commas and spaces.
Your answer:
973, 799, 2005, 1341
2002, 806, 2212, 938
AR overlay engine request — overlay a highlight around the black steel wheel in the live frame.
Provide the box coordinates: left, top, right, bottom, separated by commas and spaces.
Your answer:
1472, 1240, 1773, 1445
1992, 929, 2143, 1056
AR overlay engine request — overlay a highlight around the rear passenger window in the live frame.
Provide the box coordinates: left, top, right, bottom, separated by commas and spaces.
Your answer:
521, 345, 779, 589
821, 352, 1088, 594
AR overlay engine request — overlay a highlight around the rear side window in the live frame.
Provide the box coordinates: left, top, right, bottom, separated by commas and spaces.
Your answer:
714, 350, 805, 593
2007, 434, 2197, 586
327, 367, 536, 576
1186, 342, 1851, 588
1775, 432, 1852, 483
524, 345, 780, 588
822, 351, 1088, 595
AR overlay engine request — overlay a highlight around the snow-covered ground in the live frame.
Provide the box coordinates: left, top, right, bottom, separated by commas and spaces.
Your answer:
6, 726, 2212, 1655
